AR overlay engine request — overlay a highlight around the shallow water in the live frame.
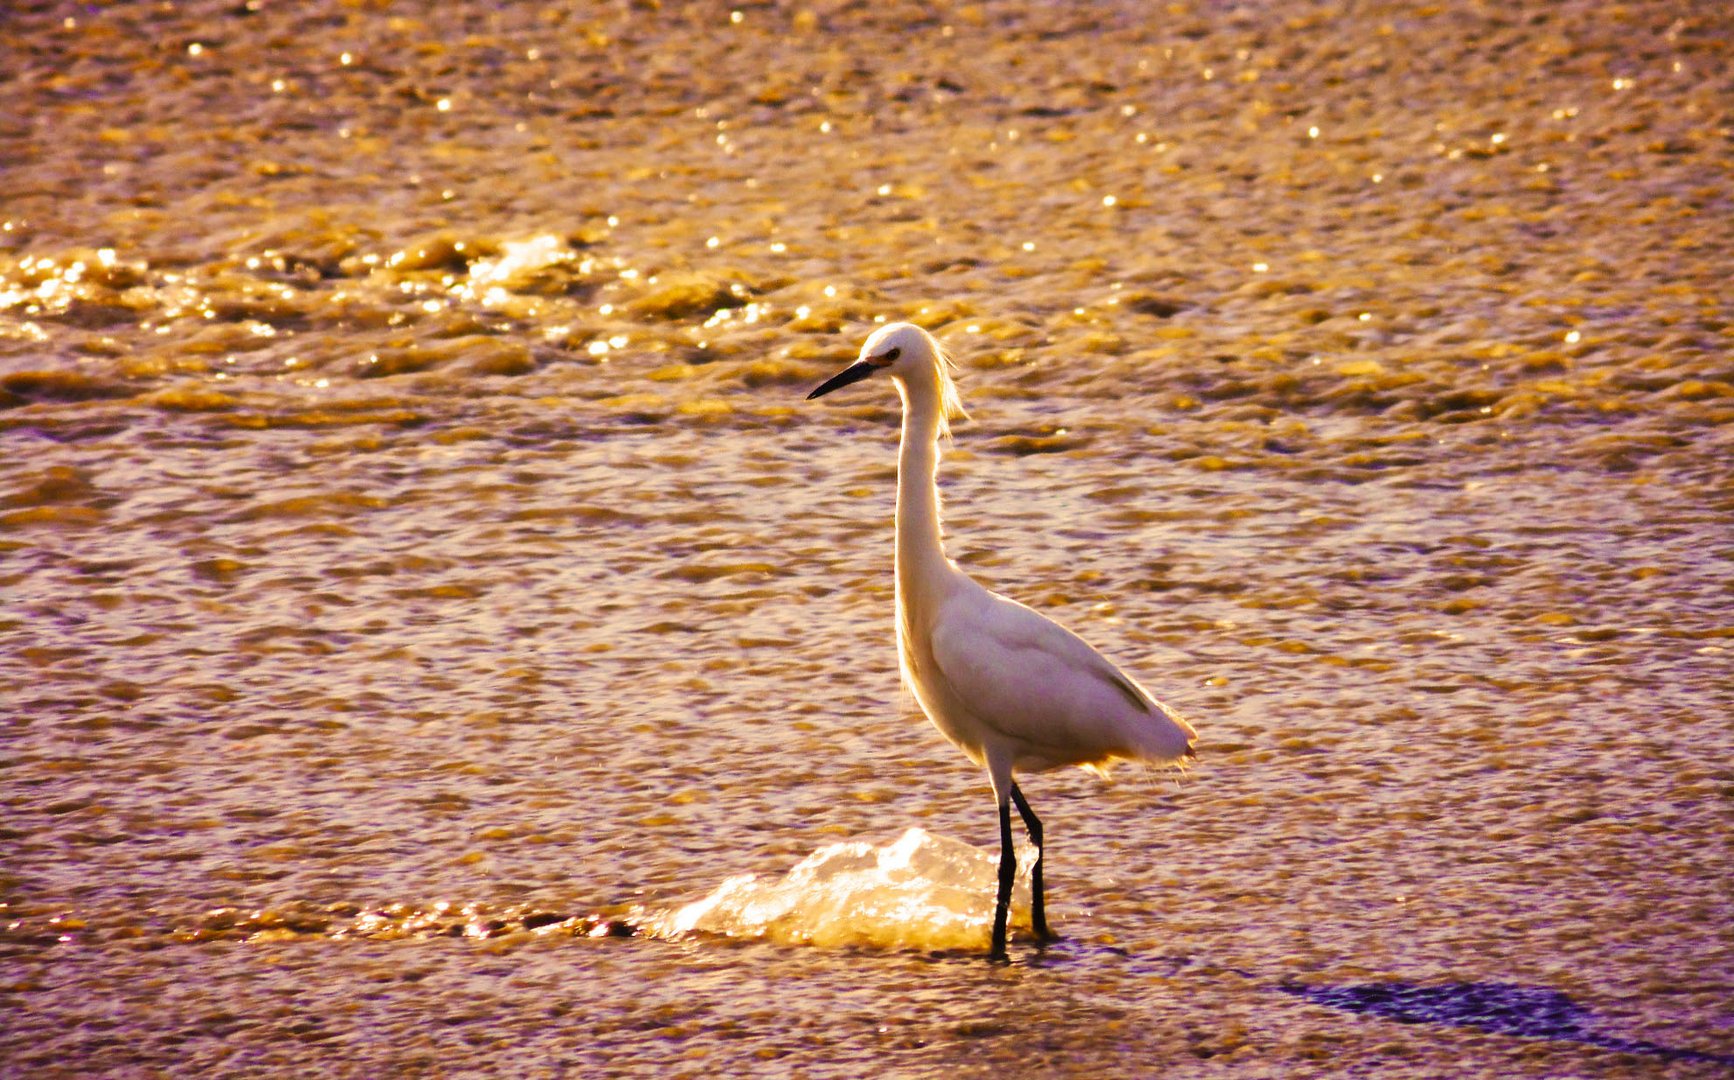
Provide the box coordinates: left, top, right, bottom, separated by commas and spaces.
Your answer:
2, 0, 1731, 1075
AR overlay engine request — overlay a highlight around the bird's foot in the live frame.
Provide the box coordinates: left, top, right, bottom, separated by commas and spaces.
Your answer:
987, 948, 1011, 965
1033, 925, 1063, 945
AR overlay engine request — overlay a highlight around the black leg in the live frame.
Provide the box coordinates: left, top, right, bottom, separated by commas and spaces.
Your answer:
991, 797, 1015, 962
1010, 782, 1057, 942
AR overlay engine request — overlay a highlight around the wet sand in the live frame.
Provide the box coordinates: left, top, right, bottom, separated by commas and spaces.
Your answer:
2, 0, 1731, 1075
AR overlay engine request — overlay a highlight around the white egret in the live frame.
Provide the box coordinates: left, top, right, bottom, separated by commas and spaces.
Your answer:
807, 323, 1198, 961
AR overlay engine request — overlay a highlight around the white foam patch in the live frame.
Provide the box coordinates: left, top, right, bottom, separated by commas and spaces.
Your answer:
639, 828, 1035, 951
467, 234, 573, 289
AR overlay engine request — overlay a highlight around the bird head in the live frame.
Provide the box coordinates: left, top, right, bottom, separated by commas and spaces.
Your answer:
807, 322, 967, 436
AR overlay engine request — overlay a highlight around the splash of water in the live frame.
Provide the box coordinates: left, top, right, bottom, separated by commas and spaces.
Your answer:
639, 828, 1036, 951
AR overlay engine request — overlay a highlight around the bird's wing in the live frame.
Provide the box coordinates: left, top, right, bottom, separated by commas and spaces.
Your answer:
926, 590, 1157, 760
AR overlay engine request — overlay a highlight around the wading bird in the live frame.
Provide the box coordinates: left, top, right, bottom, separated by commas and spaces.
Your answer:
807, 323, 1198, 961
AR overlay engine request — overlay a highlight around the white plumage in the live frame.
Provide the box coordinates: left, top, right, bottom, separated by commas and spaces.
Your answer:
808, 322, 1197, 960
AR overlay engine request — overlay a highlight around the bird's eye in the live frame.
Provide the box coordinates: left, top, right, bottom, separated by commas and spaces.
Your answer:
885, 348, 901, 361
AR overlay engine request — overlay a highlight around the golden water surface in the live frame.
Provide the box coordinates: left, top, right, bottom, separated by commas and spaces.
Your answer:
2, 0, 1730, 1075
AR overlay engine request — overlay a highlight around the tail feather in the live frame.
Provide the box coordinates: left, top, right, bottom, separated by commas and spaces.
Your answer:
1134, 697, 1197, 765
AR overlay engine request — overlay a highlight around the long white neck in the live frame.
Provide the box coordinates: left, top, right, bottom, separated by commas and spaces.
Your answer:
894, 369, 954, 603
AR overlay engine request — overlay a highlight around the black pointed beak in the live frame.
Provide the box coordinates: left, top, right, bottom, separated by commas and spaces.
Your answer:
806, 360, 877, 400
